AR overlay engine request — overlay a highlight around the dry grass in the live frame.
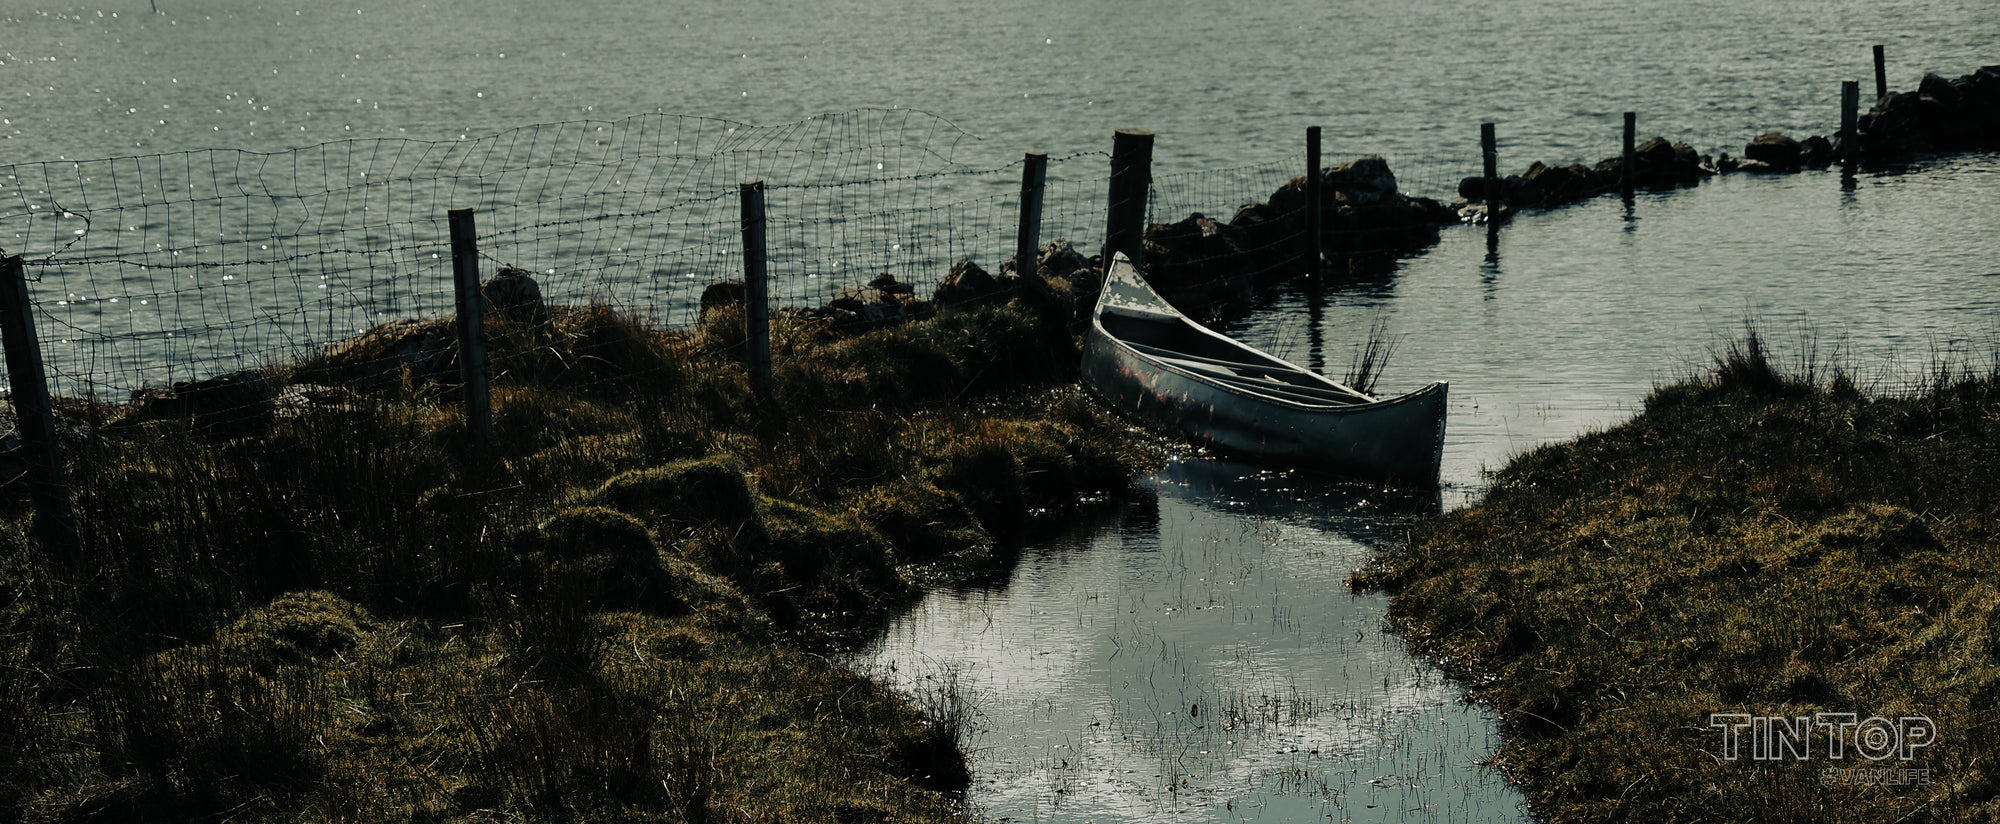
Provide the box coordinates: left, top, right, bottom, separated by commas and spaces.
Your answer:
1352, 329, 2000, 822
0, 277, 1159, 822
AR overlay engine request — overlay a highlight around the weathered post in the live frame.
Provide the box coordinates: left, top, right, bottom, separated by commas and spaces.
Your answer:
739, 180, 773, 401
1103, 128, 1154, 266
0, 255, 73, 555
1873, 45, 1888, 102
1016, 152, 1047, 280
1305, 126, 1323, 278
1841, 80, 1861, 174
1481, 122, 1501, 226
448, 208, 491, 448
1622, 112, 1637, 194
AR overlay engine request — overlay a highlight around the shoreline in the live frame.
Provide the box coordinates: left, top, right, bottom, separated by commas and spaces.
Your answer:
0, 61, 1993, 821
0, 256, 1162, 823
1351, 332, 2000, 822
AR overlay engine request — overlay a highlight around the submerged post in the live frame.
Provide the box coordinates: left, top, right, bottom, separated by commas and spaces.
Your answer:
1016, 152, 1047, 280
1481, 122, 1500, 225
1103, 128, 1154, 266
448, 208, 491, 449
1841, 80, 1861, 173
1621, 112, 1637, 194
739, 180, 772, 400
1873, 44, 1888, 102
1305, 126, 1323, 277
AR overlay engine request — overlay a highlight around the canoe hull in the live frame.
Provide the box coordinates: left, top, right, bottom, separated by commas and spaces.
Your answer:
1081, 255, 1447, 482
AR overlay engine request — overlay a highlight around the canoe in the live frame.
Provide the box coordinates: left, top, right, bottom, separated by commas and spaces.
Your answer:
1081, 253, 1447, 482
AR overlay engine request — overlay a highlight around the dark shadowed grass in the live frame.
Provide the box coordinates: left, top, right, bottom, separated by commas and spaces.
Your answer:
1352, 328, 2000, 823
0, 274, 1159, 822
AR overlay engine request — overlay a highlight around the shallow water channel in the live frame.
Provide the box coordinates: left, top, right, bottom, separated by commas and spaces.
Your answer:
857, 155, 2000, 823
862, 459, 1522, 823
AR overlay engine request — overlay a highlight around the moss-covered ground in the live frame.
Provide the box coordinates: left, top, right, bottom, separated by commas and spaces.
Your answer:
1353, 333, 2000, 823
0, 269, 1159, 822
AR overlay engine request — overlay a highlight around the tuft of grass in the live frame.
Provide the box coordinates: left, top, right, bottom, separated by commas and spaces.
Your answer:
1344, 314, 1401, 396
1353, 330, 2000, 823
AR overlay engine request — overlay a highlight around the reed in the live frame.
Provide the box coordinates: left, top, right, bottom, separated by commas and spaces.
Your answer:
1344, 315, 1401, 396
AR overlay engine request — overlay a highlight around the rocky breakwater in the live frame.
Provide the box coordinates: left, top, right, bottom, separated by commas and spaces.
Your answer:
1717, 67, 2000, 172
1139, 156, 1456, 296
1455, 65, 2000, 223
1452, 136, 1712, 223
1853, 66, 2000, 159
699, 237, 1100, 332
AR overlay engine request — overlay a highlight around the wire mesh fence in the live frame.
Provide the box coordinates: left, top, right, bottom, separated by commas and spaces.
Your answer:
0, 108, 1463, 402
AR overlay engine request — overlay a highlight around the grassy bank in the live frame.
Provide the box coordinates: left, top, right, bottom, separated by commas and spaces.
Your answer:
1352, 333, 2000, 822
0, 266, 1158, 822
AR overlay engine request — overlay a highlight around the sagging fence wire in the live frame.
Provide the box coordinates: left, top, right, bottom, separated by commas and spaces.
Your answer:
0, 108, 1461, 403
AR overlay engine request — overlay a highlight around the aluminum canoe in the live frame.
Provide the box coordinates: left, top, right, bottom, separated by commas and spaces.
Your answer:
1081, 253, 1447, 482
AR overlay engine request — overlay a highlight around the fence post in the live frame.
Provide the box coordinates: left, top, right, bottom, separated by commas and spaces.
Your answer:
1103, 128, 1154, 267
1305, 126, 1323, 277
1873, 44, 1888, 102
1622, 112, 1637, 194
739, 180, 772, 401
1481, 122, 1501, 226
0, 255, 70, 549
1016, 152, 1047, 279
1841, 80, 1861, 174
448, 208, 492, 449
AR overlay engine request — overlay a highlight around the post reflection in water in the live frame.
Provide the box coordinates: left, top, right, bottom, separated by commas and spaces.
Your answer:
858, 460, 1526, 824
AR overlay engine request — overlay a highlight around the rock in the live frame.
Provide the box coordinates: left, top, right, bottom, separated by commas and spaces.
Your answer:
109, 369, 277, 438
1635, 136, 1679, 167
827, 274, 928, 325
1036, 238, 1091, 280
932, 258, 1000, 305
1918, 72, 1962, 110
1143, 213, 1254, 294
1321, 155, 1398, 204
698, 280, 747, 321
1799, 135, 1836, 167
305, 317, 457, 390
868, 271, 914, 297
1521, 161, 1602, 206
1743, 133, 1803, 172
481, 265, 546, 326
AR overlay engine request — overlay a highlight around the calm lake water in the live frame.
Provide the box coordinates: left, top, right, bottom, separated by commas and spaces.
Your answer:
9, 1, 1998, 821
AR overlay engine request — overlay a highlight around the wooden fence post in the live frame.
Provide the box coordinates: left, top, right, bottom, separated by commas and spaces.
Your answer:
1481, 122, 1501, 226
1873, 45, 1888, 102
1103, 128, 1154, 267
0, 254, 71, 550
448, 209, 492, 448
1016, 152, 1047, 279
1622, 112, 1637, 194
739, 180, 772, 400
1305, 126, 1323, 277
1841, 80, 1861, 173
